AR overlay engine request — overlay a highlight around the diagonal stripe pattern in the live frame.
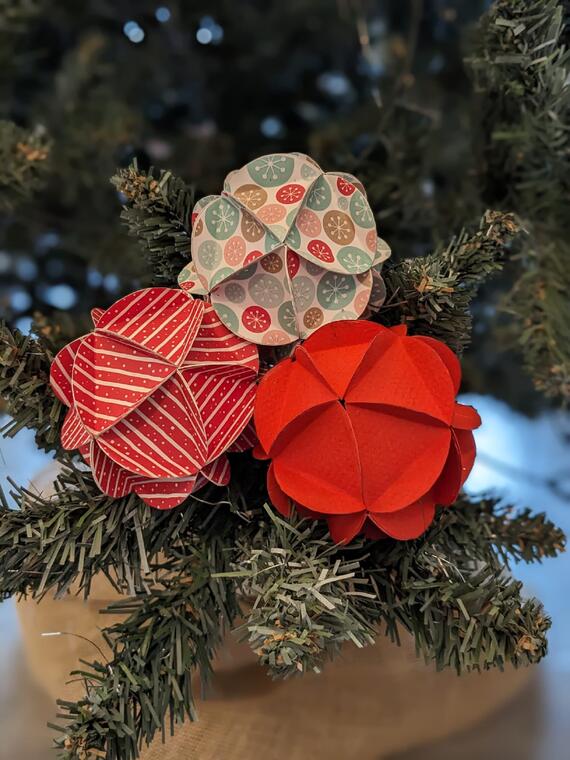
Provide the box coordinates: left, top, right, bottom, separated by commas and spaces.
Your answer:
50, 288, 259, 509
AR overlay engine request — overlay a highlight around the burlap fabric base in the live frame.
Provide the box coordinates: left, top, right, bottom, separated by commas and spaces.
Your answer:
16, 467, 531, 759
17, 572, 531, 760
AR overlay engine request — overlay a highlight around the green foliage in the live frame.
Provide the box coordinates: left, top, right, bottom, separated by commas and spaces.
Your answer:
231, 509, 381, 678
235, 498, 563, 678
380, 210, 521, 352
0, 321, 63, 451
53, 534, 239, 760
0, 120, 51, 210
506, 236, 570, 401
111, 161, 195, 286
469, 0, 570, 401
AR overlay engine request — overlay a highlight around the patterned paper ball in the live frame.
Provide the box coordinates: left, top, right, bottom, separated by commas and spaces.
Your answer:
178, 152, 390, 345
253, 320, 481, 543
50, 287, 259, 509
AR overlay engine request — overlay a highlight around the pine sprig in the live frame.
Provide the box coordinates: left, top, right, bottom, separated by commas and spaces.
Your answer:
231, 509, 381, 678
234, 497, 563, 677
0, 120, 51, 210
506, 237, 570, 401
111, 160, 195, 286
380, 210, 521, 352
53, 535, 239, 760
0, 321, 63, 452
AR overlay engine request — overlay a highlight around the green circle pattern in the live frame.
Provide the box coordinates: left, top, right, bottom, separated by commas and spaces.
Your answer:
205, 198, 239, 240
349, 191, 375, 229
197, 240, 222, 270
278, 301, 298, 335
305, 176, 332, 211
210, 266, 234, 287
337, 246, 372, 273
285, 225, 301, 250
213, 302, 239, 334
317, 272, 356, 310
247, 155, 294, 187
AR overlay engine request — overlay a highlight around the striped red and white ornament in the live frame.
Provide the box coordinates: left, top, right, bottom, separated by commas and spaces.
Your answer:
50, 287, 259, 509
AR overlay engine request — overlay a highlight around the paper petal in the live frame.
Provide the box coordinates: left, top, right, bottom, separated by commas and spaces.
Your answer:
182, 364, 256, 461
455, 428, 477, 486
346, 403, 451, 512
267, 462, 292, 517
413, 335, 461, 394
271, 403, 364, 514
452, 403, 482, 430
227, 421, 257, 452
369, 495, 436, 540
254, 350, 337, 455
97, 373, 207, 479
327, 512, 367, 544
346, 328, 456, 424
182, 302, 258, 372
133, 475, 198, 510
430, 435, 463, 506
96, 287, 205, 365
73, 332, 174, 435
90, 442, 141, 498
50, 337, 83, 406
91, 307, 105, 326
60, 408, 91, 450
200, 455, 231, 486
300, 319, 385, 398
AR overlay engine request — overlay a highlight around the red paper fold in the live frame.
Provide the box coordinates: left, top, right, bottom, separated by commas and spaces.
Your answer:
254, 320, 481, 543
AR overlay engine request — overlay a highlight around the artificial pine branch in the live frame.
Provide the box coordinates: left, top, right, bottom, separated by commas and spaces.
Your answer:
231, 509, 382, 678
469, 0, 570, 401
380, 210, 521, 352
0, 120, 51, 210
235, 497, 563, 677
0, 321, 63, 451
0, 462, 245, 600
52, 535, 239, 760
111, 160, 195, 286
506, 237, 570, 401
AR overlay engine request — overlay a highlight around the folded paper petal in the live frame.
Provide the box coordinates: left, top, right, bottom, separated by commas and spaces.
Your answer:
73, 332, 174, 435
96, 287, 205, 365
327, 512, 367, 544
49, 337, 83, 406
178, 152, 390, 344
369, 495, 436, 540
60, 408, 91, 450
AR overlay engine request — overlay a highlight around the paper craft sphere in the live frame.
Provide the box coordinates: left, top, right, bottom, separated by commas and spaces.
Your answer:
178, 152, 391, 345
50, 287, 259, 509
253, 320, 481, 543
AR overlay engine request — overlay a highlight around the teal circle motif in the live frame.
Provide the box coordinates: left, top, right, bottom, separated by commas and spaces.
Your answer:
305, 176, 332, 211
337, 246, 372, 273
197, 240, 222, 271
317, 272, 356, 310
204, 198, 239, 240
349, 190, 375, 229
213, 302, 239, 334
278, 301, 298, 335
247, 154, 294, 187
248, 273, 285, 308
210, 267, 233, 287
285, 225, 301, 250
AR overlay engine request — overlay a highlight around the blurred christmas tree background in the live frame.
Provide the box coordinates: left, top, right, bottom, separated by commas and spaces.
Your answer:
1, 0, 567, 412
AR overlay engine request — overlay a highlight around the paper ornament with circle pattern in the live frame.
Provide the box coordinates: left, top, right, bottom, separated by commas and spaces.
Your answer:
50, 287, 259, 509
178, 153, 391, 345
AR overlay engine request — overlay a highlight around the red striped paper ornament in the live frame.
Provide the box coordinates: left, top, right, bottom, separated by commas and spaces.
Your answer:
50, 287, 259, 509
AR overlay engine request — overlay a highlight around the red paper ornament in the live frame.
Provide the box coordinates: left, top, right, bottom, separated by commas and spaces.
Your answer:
253, 320, 481, 543
50, 287, 259, 509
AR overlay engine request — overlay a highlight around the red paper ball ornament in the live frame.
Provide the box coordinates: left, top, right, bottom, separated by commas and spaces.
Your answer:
253, 320, 481, 543
50, 287, 258, 509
